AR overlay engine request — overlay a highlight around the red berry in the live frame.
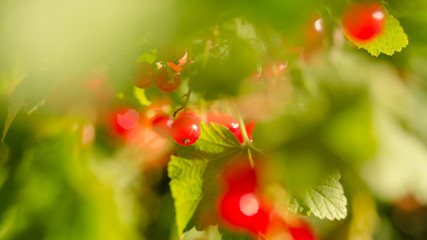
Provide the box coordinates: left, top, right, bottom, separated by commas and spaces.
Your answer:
225, 120, 257, 144
342, 2, 385, 42
151, 114, 173, 138
245, 121, 257, 142
217, 190, 270, 235
132, 62, 155, 89
289, 219, 318, 240
155, 68, 181, 93
265, 212, 318, 240
222, 160, 257, 192
218, 160, 270, 236
170, 116, 201, 145
177, 110, 201, 122
114, 108, 140, 134
303, 15, 325, 51
206, 112, 241, 142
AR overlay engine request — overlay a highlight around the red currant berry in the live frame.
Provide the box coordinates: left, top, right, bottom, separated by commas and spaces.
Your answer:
265, 212, 318, 240
177, 110, 201, 122
151, 114, 173, 138
114, 108, 140, 134
245, 121, 257, 142
132, 62, 155, 89
155, 68, 181, 93
304, 15, 325, 50
217, 190, 270, 235
222, 160, 257, 192
342, 2, 385, 42
288, 218, 318, 240
225, 120, 257, 144
170, 116, 201, 145
206, 112, 241, 142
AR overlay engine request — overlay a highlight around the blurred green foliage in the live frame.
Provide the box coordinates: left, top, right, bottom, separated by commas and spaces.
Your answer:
1, 0, 427, 239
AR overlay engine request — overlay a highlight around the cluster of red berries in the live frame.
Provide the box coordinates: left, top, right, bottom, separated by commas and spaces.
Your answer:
112, 104, 256, 147
132, 52, 187, 93
111, 97, 173, 140
170, 110, 256, 146
217, 160, 318, 240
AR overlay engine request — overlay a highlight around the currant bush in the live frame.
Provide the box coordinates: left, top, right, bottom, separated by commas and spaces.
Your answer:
0, 0, 419, 239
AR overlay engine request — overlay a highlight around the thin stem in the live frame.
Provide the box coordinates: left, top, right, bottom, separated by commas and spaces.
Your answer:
172, 106, 184, 118
247, 147, 254, 168
231, 100, 254, 168
172, 86, 192, 118
183, 86, 192, 115
232, 100, 251, 146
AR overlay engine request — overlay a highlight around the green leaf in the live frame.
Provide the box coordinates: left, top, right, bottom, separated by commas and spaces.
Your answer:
0, 143, 9, 165
133, 87, 151, 106
2, 72, 58, 142
221, 229, 254, 240
182, 225, 221, 240
168, 156, 206, 239
190, 19, 260, 100
136, 49, 158, 64
178, 123, 242, 156
234, 18, 266, 58
347, 15, 408, 56
2, 82, 25, 142
288, 170, 347, 220
168, 123, 243, 237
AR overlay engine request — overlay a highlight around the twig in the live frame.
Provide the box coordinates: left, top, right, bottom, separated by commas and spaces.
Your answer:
172, 86, 192, 118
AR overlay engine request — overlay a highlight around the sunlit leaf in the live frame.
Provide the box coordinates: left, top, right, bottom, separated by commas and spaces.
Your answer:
288, 170, 348, 220
347, 15, 408, 56
133, 87, 151, 106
